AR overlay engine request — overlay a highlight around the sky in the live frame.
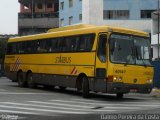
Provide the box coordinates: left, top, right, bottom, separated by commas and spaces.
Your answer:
0, 0, 19, 34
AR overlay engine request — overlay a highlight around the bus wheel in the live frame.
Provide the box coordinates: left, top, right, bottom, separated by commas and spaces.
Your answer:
17, 72, 26, 87
27, 73, 36, 88
59, 86, 66, 91
116, 93, 123, 99
82, 77, 90, 98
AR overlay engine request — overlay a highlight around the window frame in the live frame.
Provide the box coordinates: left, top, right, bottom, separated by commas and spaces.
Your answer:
69, 0, 73, 8
60, 2, 64, 10
103, 10, 130, 20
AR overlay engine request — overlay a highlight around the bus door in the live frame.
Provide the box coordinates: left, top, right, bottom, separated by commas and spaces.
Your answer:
94, 33, 108, 92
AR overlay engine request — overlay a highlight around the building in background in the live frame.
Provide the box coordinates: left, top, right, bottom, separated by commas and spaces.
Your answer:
151, 11, 160, 60
18, 0, 59, 36
18, 0, 158, 35
59, 0, 82, 27
59, 0, 157, 33
18, 0, 159, 59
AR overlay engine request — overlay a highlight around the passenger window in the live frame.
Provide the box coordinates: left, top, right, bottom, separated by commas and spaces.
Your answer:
49, 38, 58, 52
97, 34, 107, 62
18, 42, 25, 54
71, 36, 79, 51
64, 36, 79, 52
58, 38, 65, 52
26, 41, 32, 53
64, 37, 71, 52
37, 40, 47, 53
7, 43, 13, 54
79, 36, 86, 51
78, 34, 95, 52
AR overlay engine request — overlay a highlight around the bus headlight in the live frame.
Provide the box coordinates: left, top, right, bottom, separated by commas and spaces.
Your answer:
113, 76, 123, 82
146, 79, 152, 83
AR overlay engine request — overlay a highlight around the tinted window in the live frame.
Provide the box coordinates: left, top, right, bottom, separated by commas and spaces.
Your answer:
6, 33, 95, 54
64, 36, 79, 52
97, 34, 107, 62
37, 40, 47, 53
7, 43, 13, 54
78, 34, 95, 51
17, 42, 26, 54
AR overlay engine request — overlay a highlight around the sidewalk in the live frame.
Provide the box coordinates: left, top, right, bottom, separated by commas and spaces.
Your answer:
151, 88, 160, 98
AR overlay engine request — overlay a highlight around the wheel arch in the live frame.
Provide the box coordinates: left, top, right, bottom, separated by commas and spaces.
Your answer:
26, 70, 32, 79
16, 69, 23, 81
76, 73, 88, 90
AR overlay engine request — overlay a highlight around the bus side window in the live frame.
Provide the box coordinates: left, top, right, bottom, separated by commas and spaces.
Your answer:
17, 42, 25, 54
7, 43, 12, 54
64, 37, 71, 52
72, 36, 79, 51
26, 41, 32, 53
79, 35, 86, 51
62, 36, 80, 52
78, 34, 95, 52
46, 39, 52, 52
85, 34, 95, 51
12, 43, 18, 54
97, 34, 107, 62
37, 40, 47, 53
58, 38, 65, 52
51, 38, 59, 52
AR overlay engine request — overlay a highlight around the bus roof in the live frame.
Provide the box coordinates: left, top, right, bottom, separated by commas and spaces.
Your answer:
47, 24, 96, 33
8, 24, 149, 43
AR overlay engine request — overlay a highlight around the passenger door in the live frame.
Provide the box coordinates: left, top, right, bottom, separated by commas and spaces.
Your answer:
94, 33, 108, 92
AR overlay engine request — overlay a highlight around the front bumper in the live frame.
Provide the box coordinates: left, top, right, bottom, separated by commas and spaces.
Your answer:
107, 82, 153, 94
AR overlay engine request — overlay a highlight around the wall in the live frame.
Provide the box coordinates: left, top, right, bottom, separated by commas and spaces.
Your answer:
59, 0, 158, 33
82, 0, 103, 25
102, 20, 151, 32
103, 0, 157, 32
59, 0, 82, 26
104, 0, 157, 20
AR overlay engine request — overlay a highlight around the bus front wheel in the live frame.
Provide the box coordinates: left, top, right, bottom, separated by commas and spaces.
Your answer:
82, 77, 90, 98
18, 72, 26, 87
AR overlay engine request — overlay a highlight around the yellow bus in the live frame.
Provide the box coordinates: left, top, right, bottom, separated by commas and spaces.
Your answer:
4, 24, 154, 98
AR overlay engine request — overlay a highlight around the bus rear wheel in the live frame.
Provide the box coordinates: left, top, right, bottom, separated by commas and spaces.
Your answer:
82, 77, 90, 98
18, 72, 26, 87
27, 73, 36, 88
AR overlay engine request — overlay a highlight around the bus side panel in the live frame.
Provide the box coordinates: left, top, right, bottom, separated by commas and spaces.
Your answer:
33, 73, 77, 88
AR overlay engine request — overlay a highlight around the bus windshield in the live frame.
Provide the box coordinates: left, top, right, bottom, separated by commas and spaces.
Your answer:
110, 34, 152, 66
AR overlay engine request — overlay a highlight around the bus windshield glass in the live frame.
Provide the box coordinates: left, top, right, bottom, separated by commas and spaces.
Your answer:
109, 34, 152, 66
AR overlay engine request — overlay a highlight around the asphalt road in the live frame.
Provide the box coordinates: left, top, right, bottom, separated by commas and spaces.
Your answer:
0, 77, 160, 120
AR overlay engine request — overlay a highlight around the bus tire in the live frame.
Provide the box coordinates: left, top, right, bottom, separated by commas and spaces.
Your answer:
27, 73, 36, 88
17, 72, 26, 87
116, 93, 123, 99
82, 77, 90, 98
